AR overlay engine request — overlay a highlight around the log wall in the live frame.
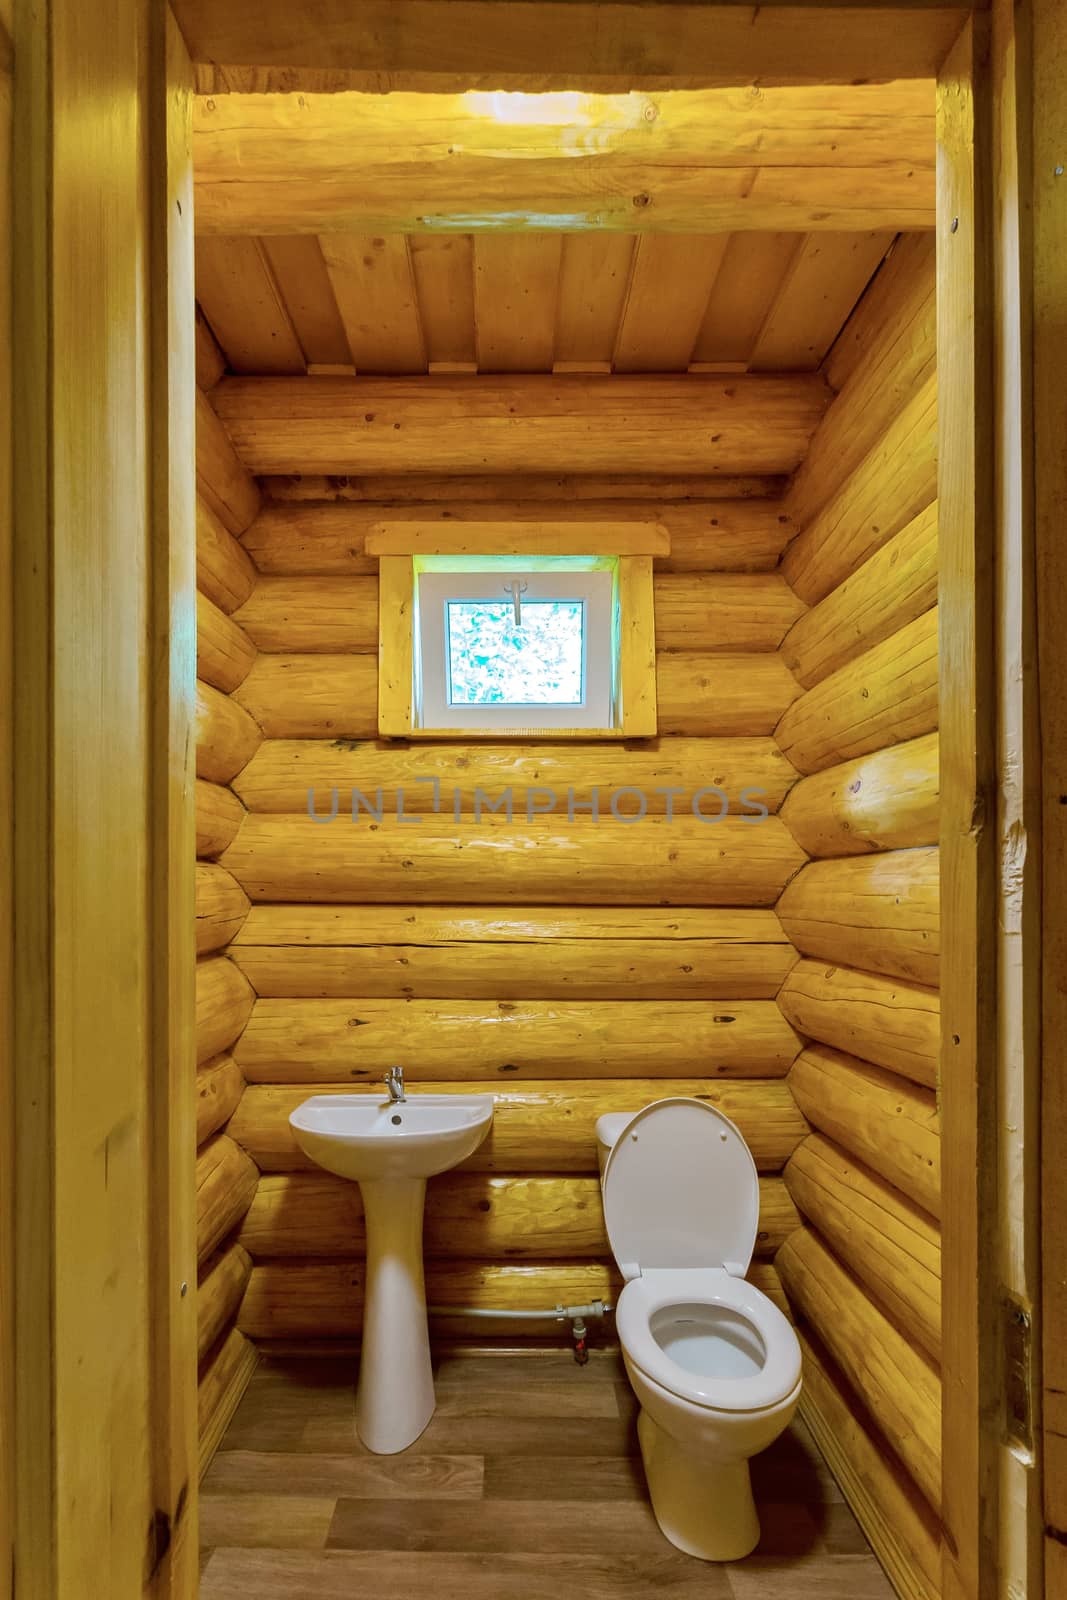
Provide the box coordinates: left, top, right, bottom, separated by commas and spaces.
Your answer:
772, 233, 942, 1600
212, 459, 812, 1345
192, 239, 944, 1598
194, 381, 264, 1468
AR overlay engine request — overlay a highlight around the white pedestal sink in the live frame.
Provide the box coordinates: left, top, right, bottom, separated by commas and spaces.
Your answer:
289, 1092, 494, 1453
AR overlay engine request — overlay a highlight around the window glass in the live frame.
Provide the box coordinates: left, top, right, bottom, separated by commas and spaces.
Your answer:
446, 598, 586, 707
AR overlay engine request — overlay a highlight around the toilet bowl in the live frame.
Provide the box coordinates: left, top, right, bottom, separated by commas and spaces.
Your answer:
597, 1098, 802, 1561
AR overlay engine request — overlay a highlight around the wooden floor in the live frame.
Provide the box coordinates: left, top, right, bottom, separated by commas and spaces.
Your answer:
199, 1349, 896, 1599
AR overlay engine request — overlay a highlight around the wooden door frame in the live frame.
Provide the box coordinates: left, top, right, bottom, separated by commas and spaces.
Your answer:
937, 5, 1064, 1596
1032, 0, 1067, 1590
8, 2, 198, 1595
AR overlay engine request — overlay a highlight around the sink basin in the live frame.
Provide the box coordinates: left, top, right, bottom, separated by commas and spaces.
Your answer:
289, 1089, 494, 1455
290, 1093, 495, 1182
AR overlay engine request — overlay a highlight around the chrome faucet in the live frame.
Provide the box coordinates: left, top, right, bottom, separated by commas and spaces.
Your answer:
385, 1065, 406, 1104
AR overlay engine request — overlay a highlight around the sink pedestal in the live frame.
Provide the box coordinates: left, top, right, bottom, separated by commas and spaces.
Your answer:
356, 1177, 435, 1454
287, 1091, 493, 1455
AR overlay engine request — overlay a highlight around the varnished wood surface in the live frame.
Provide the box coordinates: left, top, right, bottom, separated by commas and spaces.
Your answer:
192, 90, 932, 235
199, 1352, 895, 1598
175, 3, 969, 94
211, 373, 831, 478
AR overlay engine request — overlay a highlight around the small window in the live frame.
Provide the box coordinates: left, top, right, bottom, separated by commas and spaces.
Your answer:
371, 522, 664, 740
417, 563, 613, 731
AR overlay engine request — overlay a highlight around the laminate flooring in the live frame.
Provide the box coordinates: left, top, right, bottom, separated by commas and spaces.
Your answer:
199, 1350, 896, 1599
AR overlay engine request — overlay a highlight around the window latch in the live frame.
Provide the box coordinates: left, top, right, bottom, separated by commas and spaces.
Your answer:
504, 579, 527, 626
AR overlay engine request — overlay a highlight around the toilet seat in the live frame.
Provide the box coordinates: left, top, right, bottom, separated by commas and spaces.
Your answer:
600, 1098, 760, 1281
616, 1267, 802, 1415
600, 1099, 800, 1417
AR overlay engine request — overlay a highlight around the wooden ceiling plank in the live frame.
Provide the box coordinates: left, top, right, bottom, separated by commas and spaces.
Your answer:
555, 235, 636, 367
259, 237, 352, 368
691, 233, 802, 367
194, 236, 306, 374
319, 235, 427, 374
473, 235, 563, 373
409, 235, 477, 367
192, 86, 937, 235
211, 373, 832, 477
613, 235, 730, 372
748, 231, 898, 371
174, 4, 974, 90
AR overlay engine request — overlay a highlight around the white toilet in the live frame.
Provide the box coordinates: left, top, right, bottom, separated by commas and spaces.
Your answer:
597, 1097, 802, 1562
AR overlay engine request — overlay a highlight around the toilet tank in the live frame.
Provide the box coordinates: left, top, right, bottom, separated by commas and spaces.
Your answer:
596, 1112, 635, 1181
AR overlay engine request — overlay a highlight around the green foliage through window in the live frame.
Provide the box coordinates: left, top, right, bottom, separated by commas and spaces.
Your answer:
446, 599, 586, 706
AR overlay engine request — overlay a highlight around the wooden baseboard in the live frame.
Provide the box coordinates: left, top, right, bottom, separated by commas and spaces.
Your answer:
198, 1327, 259, 1479
797, 1327, 942, 1600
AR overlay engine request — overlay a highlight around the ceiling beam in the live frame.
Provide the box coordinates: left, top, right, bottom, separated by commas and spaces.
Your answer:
210, 374, 832, 476
176, 2, 974, 93
194, 85, 935, 234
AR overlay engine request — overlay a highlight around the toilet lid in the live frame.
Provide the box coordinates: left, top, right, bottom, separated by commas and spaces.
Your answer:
601, 1098, 759, 1277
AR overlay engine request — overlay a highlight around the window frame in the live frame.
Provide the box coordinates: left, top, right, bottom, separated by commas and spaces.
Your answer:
418, 565, 613, 731
372, 522, 664, 740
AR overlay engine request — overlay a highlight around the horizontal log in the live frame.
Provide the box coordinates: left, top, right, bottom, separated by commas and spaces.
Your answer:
196, 956, 255, 1066
194, 85, 934, 235
782, 373, 938, 606
234, 997, 802, 1084
778, 959, 939, 1089
237, 1171, 800, 1261
220, 813, 807, 907
786, 1134, 940, 1362
196, 497, 257, 614
233, 575, 378, 655
196, 307, 226, 392
230, 573, 801, 657
774, 608, 938, 776
176, 3, 969, 92
654, 574, 804, 652
825, 231, 936, 394
791, 233, 936, 529
232, 737, 797, 817
196, 863, 251, 956
196, 590, 257, 694
234, 653, 378, 740
236, 1259, 789, 1342
777, 1225, 941, 1510
776, 848, 939, 988
241, 500, 795, 576
196, 778, 246, 859
196, 679, 263, 785
780, 502, 939, 689
198, 1241, 253, 1364
234, 904, 788, 948
779, 733, 939, 858
196, 1054, 245, 1148
797, 1326, 942, 1600
658, 652, 801, 735
212, 375, 832, 478
260, 473, 785, 504
196, 1133, 260, 1265
229, 905, 798, 1001
228, 1079, 809, 1175
197, 386, 261, 536
231, 650, 803, 741
198, 1326, 258, 1476
788, 1045, 940, 1219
